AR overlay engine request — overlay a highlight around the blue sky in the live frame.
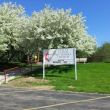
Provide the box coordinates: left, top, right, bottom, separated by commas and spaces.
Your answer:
0, 0, 110, 46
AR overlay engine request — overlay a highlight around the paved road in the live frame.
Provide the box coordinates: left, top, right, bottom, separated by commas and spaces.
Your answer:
0, 87, 110, 110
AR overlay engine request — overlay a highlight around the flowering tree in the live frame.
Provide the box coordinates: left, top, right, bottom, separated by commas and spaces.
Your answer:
0, 3, 96, 62
0, 3, 25, 50
0, 3, 28, 61
31, 7, 96, 55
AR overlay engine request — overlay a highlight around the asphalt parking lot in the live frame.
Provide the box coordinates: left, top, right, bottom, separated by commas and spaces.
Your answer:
0, 87, 110, 110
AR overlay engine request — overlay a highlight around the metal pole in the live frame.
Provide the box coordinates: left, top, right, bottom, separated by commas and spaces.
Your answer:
74, 48, 77, 80
31, 61, 32, 72
43, 50, 45, 79
4, 70, 7, 83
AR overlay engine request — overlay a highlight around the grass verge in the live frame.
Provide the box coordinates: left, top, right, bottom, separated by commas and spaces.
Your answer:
5, 63, 110, 93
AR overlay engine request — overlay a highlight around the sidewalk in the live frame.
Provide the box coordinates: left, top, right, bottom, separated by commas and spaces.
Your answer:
0, 75, 5, 84
0, 66, 37, 85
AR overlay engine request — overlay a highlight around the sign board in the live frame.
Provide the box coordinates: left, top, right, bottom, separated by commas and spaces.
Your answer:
43, 48, 77, 80
44, 48, 75, 65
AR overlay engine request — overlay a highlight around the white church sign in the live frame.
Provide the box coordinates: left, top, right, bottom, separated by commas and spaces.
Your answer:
43, 48, 77, 80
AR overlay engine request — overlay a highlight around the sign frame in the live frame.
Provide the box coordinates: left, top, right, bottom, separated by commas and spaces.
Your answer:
43, 48, 77, 80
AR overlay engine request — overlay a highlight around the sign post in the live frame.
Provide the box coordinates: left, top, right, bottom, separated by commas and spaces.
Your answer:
74, 48, 77, 80
43, 48, 77, 80
43, 51, 45, 79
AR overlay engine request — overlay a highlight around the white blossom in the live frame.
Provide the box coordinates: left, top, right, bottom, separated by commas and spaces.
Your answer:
0, 3, 96, 55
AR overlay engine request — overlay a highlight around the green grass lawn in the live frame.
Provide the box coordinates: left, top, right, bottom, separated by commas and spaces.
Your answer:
29, 63, 110, 93
5, 63, 110, 93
